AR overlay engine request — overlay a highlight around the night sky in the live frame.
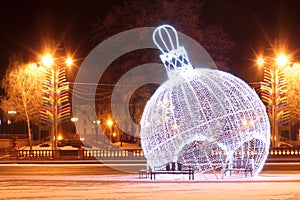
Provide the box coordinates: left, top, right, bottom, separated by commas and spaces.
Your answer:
1, 0, 300, 82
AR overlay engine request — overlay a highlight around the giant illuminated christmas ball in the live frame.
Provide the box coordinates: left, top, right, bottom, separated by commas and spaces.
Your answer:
140, 25, 270, 177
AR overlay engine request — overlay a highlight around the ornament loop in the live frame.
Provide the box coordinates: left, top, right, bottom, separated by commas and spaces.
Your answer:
153, 25, 179, 53
153, 25, 193, 77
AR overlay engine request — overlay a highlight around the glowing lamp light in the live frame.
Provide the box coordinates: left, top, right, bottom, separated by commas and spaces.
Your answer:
93, 120, 101, 125
57, 135, 63, 141
8, 111, 16, 114
276, 54, 288, 67
42, 54, 53, 67
257, 57, 264, 67
66, 57, 73, 67
71, 117, 78, 122
107, 119, 113, 127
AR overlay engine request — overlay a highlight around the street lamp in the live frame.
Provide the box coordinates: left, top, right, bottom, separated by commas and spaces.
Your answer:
7, 110, 16, 134
71, 117, 79, 122
41, 53, 73, 150
65, 57, 73, 66
57, 135, 63, 141
276, 54, 288, 67
257, 53, 290, 147
257, 57, 264, 67
93, 119, 101, 142
41, 54, 53, 67
107, 119, 113, 142
71, 117, 79, 135
8, 110, 17, 114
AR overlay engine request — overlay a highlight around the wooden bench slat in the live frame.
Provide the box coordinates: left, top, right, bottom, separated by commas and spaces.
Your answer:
149, 162, 195, 180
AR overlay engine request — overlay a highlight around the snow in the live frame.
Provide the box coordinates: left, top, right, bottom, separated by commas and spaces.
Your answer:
1, 172, 300, 199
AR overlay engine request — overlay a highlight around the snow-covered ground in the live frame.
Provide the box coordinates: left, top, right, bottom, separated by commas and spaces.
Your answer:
1, 172, 300, 199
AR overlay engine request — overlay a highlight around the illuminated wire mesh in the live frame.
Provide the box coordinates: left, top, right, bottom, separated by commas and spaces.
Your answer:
140, 25, 270, 177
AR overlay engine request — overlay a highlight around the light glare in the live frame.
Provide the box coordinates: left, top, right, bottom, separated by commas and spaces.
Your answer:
42, 54, 53, 67
107, 119, 113, 126
276, 54, 288, 67
257, 57, 264, 67
66, 57, 73, 67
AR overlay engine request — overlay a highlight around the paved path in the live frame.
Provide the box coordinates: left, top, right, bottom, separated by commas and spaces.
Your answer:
1, 164, 300, 199
1, 173, 300, 200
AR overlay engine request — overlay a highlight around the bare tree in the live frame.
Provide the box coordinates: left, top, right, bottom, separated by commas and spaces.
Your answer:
91, 0, 234, 70
90, 0, 234, 139
1, 58, 45, 150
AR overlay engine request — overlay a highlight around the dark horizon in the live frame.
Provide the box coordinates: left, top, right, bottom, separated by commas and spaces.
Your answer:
0, 0, 300, 83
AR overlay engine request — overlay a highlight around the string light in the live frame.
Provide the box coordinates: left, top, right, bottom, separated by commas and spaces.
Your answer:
140, 25, 270, 178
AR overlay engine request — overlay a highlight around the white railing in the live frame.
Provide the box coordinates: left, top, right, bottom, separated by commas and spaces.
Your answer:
16, 148, 300, 161
17, 149, 144, 159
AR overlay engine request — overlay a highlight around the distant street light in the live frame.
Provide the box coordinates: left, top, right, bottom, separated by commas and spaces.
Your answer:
71, 117, 79, 122
7, 110, 16, 115
107, 119, 113, 142
7, 110, 16, 126
107, 119, 113, 127
57, 135, 63, 141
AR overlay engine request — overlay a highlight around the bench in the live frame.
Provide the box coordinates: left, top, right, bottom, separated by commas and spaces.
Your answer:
138, 168, 150, 179
224, 159, 253, 177
150, 162, 195, 180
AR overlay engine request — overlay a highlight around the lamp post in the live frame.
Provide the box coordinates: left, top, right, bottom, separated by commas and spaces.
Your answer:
7, 110, 16, 134
95, 120, 101, 142
257, 53, 289, 147
92, 119, 101, 143
41, 53, 73, 150
71, 117, 78, 135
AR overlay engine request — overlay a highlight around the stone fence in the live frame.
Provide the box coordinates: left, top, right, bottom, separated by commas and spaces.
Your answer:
16, 149, 145, 160
10, 147, 300, 161
268, 147, 300, 161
